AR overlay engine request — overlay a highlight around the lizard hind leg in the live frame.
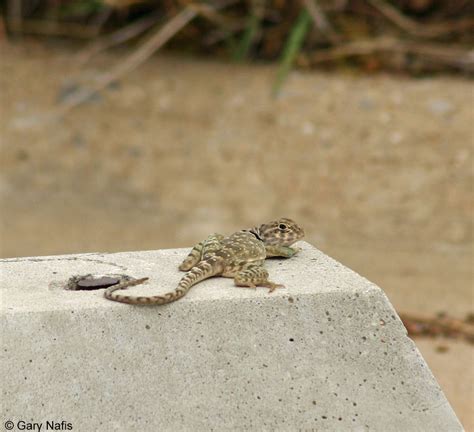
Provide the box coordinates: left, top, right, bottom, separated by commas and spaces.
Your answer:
234, 265, 284, 293
179, 234, 225, 271
179, 241, 204, 271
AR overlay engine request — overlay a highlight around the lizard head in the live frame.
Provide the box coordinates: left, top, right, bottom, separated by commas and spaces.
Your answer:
256, 218, 305, 246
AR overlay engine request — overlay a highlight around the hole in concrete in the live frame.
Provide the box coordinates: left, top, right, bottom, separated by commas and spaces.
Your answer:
64, 274, 134, 291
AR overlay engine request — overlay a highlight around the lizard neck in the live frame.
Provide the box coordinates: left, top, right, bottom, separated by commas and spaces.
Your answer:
245, 227, 264, 242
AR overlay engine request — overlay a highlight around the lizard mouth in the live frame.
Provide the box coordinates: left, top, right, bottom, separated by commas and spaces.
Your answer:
283, 229, 305, 246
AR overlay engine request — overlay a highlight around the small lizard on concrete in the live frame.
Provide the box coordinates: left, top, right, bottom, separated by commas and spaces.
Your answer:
104, 218, 304, 305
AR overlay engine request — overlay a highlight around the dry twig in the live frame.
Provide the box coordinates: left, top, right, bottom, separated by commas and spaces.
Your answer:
309, 37, 474, 72
53, 6, 198, 117
400, 313, 474, 344
76, 11, 164, 66
302, 0, 339, 44
367, 0, 474, 39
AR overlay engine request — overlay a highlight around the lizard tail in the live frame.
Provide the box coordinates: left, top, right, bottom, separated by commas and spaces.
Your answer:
104, 258, 223, 305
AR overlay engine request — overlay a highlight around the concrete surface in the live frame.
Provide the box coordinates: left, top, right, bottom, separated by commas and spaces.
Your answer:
0, 242, 463, 431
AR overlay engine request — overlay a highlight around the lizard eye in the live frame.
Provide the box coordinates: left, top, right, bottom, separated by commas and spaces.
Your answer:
278, 223, 287, 230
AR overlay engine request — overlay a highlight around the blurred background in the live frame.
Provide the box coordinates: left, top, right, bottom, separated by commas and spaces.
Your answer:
0, 0, 473, 428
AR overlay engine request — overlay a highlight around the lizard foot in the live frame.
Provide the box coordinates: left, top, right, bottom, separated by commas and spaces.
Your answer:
236, 282, 257, 290
261, 282, 285, 293
291, 247, 302, 256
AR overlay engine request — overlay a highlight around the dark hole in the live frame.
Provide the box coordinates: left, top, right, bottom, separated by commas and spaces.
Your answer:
77, 277, 119, 290
65, 275, 121, 291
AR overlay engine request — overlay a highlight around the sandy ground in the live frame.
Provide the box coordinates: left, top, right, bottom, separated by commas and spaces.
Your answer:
1, 41, 473, 429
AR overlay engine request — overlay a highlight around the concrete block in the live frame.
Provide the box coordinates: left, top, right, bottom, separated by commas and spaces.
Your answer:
1, 242, 463, 431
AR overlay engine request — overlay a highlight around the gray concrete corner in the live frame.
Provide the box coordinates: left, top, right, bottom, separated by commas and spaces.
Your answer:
0, 242, 464, 431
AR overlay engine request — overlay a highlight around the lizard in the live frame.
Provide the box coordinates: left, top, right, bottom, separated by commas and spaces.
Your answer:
104, 218, 304, 305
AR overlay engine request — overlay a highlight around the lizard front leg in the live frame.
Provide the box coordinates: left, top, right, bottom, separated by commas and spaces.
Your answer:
234, 264, 283, 293
265, 245, 301, 258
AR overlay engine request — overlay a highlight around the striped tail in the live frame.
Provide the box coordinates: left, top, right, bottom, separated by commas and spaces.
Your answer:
104, 258, 223, 305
